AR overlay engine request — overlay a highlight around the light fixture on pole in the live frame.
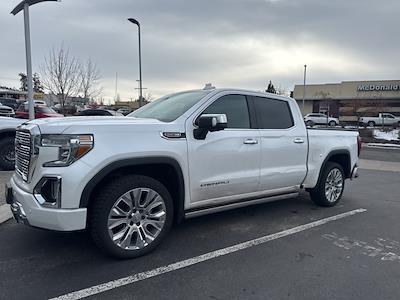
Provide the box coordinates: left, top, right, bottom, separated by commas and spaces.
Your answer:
11, 0, 59, 120
127, 18, 143, 107
302, 64, 307, 113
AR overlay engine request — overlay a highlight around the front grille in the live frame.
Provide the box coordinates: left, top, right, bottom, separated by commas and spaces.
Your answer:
15, 130, 32, 181
0, 108, 13, 114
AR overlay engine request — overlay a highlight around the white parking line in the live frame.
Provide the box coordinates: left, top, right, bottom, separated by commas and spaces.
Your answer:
50, 208, 367, 300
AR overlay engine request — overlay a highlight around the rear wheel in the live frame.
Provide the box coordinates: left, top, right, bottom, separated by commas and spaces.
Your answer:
0, 137, 15, 170
329, 121, 336, 127
368, 121, 375, 127
90, 175, 174, 259
309, 162, 345, 207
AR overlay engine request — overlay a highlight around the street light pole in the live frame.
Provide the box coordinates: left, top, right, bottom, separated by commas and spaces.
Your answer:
11, 0, 59, 120
23, 3, 34, 120
128, 18, 143, 107
302, 64, 307, 114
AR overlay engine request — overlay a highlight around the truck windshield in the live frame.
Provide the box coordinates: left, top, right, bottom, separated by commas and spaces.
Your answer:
128, 90, 211, 122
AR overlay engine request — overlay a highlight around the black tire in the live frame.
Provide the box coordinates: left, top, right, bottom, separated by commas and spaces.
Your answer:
306, 120, 314, 127
368, 121, 375, 127
309, 162, 345, 207
0, 136, 15, 170
329, 121, 336, 127
90, 175, 174, 259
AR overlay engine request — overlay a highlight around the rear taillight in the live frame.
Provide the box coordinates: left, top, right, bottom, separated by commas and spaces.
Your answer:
357, 135, 362, 157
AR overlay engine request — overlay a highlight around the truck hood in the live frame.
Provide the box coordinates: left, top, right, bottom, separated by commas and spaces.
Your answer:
27, 116, 170, 134
0, 117, 26, 128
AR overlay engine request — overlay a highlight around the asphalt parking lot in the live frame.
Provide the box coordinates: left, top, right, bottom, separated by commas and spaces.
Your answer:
0, 147, 400, 299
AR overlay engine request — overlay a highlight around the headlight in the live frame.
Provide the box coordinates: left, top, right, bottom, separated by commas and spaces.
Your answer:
41, 134, 94, 167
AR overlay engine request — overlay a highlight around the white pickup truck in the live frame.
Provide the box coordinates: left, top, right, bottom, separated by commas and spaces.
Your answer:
6, 88, 360, 258
359, 113, 400, 127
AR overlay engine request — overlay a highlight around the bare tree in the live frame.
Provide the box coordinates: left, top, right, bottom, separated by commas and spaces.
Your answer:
143, 91, 153, 102
79, 59, 102, 100
40, 45, 80, 108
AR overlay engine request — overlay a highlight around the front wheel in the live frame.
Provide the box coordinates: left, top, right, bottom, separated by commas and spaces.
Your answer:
309, 162, 345, 207
90, 175, 174, 259
0, 137, 15, 170
329, 121, 337, 127
305, 120, 314, 127
368, 121, 375, 127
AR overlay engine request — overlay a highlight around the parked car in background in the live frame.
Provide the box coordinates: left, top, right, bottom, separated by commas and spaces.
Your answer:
0, 117, 25, 170
0, 98, 19, 110
76, 109, 124, 116
117, 107, 133, 115
24, 100, 47, 106
15, 104, 63, 119
359, 113, 400, 127
0, 102, 15, 117
304, 113, 339, 127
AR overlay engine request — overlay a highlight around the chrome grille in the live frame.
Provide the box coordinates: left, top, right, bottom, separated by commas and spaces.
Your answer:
15, 130, 32, 181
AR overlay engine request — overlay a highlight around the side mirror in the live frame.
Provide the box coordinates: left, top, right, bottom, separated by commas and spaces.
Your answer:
194, 114, 227, 140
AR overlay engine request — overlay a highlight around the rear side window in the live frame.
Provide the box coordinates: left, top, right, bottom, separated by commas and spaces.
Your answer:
202, 94, 250, 129
252, 97, 294, 129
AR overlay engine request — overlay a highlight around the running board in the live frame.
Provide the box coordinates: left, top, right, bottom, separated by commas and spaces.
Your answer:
185, 192, 299, 219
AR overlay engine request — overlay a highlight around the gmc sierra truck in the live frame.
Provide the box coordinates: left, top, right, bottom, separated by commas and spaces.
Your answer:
6, 88, 360, 258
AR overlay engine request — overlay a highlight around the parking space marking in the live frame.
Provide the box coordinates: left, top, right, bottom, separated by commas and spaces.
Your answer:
50, 208, 367, 300
323, 232, 400, 262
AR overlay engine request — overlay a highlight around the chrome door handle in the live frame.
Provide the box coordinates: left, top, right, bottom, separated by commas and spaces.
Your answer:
293, 138, 305, 144
243, 139, 258, 145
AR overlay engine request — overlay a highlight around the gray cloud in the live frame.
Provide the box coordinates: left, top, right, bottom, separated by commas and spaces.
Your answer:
1, 0, 399, 101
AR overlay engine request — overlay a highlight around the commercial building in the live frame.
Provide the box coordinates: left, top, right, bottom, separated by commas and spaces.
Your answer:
292, 80, 400, 122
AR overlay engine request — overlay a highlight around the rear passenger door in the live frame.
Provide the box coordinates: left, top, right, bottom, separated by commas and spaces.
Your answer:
250, 96, 308, 192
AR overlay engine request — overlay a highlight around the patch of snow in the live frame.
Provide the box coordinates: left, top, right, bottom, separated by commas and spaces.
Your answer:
373, 129, 399, 141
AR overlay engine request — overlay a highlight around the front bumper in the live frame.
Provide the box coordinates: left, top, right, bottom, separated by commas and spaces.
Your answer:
6, 176, 87, 231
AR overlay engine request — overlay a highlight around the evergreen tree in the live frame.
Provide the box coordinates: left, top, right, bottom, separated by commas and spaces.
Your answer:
33, 73, 44, 93
266, 80, 276, 94
19, 73, 27, 91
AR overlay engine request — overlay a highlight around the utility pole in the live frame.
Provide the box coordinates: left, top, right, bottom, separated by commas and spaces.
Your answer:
128, 18, 143, 107
11, 0, 59, 120
114, 72, 118, 102
302, 64, 307, 114
135, 79, 147, 103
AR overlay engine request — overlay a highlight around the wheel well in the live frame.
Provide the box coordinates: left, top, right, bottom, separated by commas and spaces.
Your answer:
327, 153, 351, 178
83, 161, 185, 223
0, 130, 16, 141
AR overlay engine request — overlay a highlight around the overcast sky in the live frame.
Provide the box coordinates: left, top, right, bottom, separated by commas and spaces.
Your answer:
1, 0, 399, 102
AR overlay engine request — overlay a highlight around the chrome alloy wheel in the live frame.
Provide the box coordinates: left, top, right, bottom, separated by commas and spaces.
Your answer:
107, 188, 167, 250
5, 147, 15, 163
325, 168, 343, 203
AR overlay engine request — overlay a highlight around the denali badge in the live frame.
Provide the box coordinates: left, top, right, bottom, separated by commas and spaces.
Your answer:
201, 180, 230, 188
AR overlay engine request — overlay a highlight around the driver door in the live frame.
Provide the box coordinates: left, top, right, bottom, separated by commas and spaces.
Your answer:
186, 94, 260, 208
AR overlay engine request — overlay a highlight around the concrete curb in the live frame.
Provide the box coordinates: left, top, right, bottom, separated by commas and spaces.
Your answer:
364, 143, 400, 150
0, 204, 12, 224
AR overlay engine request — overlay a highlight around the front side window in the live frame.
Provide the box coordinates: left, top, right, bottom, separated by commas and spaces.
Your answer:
202, 94, 250, 129
252, 97, 294, 129
129, 90, 211, 122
